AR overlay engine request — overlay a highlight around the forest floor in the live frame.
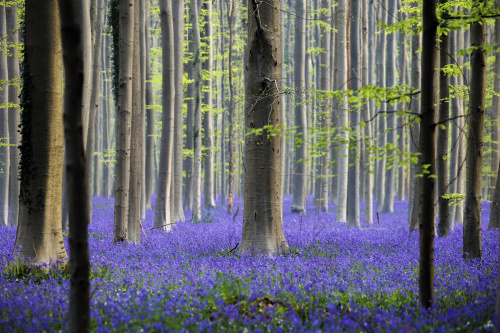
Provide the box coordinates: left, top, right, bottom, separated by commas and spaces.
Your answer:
0, 195, 498, 332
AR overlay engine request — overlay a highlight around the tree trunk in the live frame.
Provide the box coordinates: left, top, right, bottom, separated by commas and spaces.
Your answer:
154, 0, 176, 231
347, 0, 360, 228
81, 0, 93, 149
241, 0, 289, 255
173, 0, 186, 221
418, 0, 438, 309
203, 0, 215, 208
463, 8, 486, 260
113, 0, 135, 242
220, 0, 226, 206
86, 0, 104, 218
291, 0, 308, 214
59, 1, 90, 329
335, 0, 349, 222
227, 0, 235, 215
145, 0, 155, 210
490, 0, 500, 201
140, 0, 147, 220
6, 3, 20, 227
0, 4, 9, 227
362, 0, 372, 224
128, 0, 142, 243
15, 0, 68, 263
437, 1, 450, 236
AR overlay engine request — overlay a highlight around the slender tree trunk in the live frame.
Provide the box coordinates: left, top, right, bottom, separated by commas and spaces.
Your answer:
219, 0, 226, 206
335, 0, 349, 222
184, 9, 194, 212
0, 4, 9, 227
227, 0, 235, 215
145, 0, 155, 210
128, 0, 142, 244
6, 3, 20, 227
140, 0, 147, 220
291, 0, 308, 214
381, 0, 396, 213
490, 0, 500, 201
86, 0, 104, 217
113, 0, 135, 242
347, 0, 360, 228
15, 0, 68, 263
81, 0, 93, 149
203, 0, 215, 208
362, 0, 372, 224
59, 1, 90, 330
418, 0, 437, 309
437, 1, 450, 236
173, 0, 186, 221
241, 0, 289, 255
463, 8, 486, 260
154, 0, 176, 231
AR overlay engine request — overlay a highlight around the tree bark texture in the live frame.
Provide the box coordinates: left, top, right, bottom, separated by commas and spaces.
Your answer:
145, 0, 155, 210
15, 0, 68, 263
226, 0, 235, 215
241, 0, 289, 255
463, 9, 486, 260
59, 0, 90, 330
0, 4, 9, 227
490, 0, 500, 200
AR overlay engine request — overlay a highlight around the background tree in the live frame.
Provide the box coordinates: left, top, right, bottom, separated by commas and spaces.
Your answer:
0, 3, 8, 227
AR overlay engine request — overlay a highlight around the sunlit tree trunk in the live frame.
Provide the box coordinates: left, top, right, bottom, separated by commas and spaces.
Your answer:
362, 0, 372, 224
292, 0, 308, 214
490, 0, 500, 201
241, 0, 289, 255
154, 0, 175, 231
226, 0, 235, 214
113, 0, 135, 242
219, 0, 227, 207
145, 0, 155, 210
15, 0, 68, 263
81, 0, 92, 149
0, 4, 8, 227
463, 8, 486, 260
140, 0, 147, 220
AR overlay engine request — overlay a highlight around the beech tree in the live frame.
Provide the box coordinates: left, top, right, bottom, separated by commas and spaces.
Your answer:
0, 3, 8, 227
241, 0, 288, 255
14, 0, 68, 263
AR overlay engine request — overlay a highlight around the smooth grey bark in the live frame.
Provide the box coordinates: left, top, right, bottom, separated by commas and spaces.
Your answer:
15, 0, 68, 263
140, 0, 147, 220
219, 0, 226, 206
0, 4, 8, 227
291, 0, 308, 214
81, 0, 92, 149
454, 28, 465, 226
241, 0, 289, 255
191, 0, 202, 222
315, 0, 330, 213
418, 0, 438, 308
347, 0, 360, 228
145, 0, 155, 210
448, 30, 459, 231
463, 10, 486, 260
59, 0, 90, 329
86, 0, 104, 217
173, 0, 186, 221
154, 0, 175, 231
226, 0, 235, 214
397, 17, 407, 201
6, 3, 20, 227
184, 34, 194, 211
437, 4, 450, 237
113, 0, 135, 242
203, 0, 215, 208
490, 159, 500, 228
101, 41, 112, 199
362, 0, 372, 224
335, 0, 349, 222
381, 0, 396, 214
128, 0, 142, 244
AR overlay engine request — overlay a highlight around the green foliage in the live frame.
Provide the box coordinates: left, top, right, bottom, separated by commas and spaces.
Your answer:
3, 260, 70, 285
442, 193, 466, 207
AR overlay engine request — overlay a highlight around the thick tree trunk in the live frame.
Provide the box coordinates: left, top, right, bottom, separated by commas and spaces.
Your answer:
291, 0, 308, 214
128, 0, 142, 243
173, 0, 186, 221
203, 0, 215, 208
335, 0, 349, 222
241, 0, 289, 255
154, 0, 176, 231
463, 10, 486, 260
15, 0, 68, 263
145, 0, 155, 210
0, 5, 8, 227
6, 3, 20, 227
59, 1, 90, 330
140, 0, 147, 220
86, 0, 104, 217
418, 0, 437, 308
347, 0, 360, 228
113, 0, 135, 242
437, 2, 450, 236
